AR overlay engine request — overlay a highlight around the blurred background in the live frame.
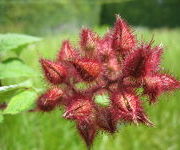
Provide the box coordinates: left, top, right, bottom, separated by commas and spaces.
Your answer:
0, 0, 180, 150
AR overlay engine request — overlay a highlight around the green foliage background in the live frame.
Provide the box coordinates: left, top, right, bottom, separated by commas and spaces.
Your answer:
100, 0, 180, 27
0, 0, 101, 35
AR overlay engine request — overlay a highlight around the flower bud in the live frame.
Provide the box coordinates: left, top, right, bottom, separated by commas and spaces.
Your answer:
111, 91, 153, 126
97, 33, 114, 62
40, 59, 67, 84
63, 96, 94, 121
95, 106, 117, 133
144, 45, 163, 76
80, 28, 99, 57
144, 74, 180, 103
72, 58, 101, 82
57, 40, 78, 61
37, 87, 63, 111
77, 120, 97, 149
112, 15, 136, 53
122, 48, 145, 78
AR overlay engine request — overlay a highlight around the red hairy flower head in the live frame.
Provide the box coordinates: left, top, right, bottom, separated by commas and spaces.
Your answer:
37, 15, 180, 149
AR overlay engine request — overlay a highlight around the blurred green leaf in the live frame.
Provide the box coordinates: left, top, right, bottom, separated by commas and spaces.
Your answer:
3, 90, 37, 115
0, 33, 41, 54
0, 59, 39, 79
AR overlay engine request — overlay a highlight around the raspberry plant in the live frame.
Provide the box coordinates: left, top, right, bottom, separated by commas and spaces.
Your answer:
37, 15, 180, 149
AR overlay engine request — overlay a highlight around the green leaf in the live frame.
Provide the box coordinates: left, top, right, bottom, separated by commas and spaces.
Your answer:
3, 90, 37, 114
0, 59, 39, 79
0, 89, 22, 102
0, 33, 41, 53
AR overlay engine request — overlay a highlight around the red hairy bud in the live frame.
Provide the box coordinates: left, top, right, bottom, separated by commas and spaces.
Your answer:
77, 120, 97, 149
144, 45, 163, 76
58, 40, 78, 61
72, 58, 101, 82
40, 59, 67, 84
111, 91, 153, 126
97, 33, 114, 61
80, 28, 99, 53
95, 106, 117, 133
112, 15, 136, 53
122, 48, 145, 78
123, 44, 163, 78
63, 96, 94, 121
37, 87, 63, 111
144, 74, 180, 103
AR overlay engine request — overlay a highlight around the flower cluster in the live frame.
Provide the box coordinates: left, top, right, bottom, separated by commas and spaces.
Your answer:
37, 15, 180, 149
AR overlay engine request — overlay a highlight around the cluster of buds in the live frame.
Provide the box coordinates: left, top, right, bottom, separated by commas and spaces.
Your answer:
37, 15, 180, 149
